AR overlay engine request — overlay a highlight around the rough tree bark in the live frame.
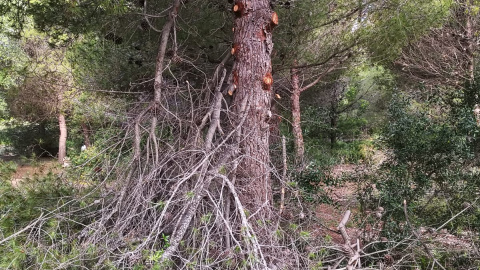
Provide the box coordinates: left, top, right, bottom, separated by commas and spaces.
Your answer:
58, 113, 67, 163
82, 1, 285, 267
231, 0, 276, 229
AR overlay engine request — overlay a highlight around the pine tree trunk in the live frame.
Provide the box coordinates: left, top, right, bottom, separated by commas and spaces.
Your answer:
231, 0, 275, 226
290, 65, 305, 167
58, 113, 67, 163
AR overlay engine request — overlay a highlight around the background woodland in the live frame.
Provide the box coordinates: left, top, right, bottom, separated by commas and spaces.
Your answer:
0, 0, 480, 269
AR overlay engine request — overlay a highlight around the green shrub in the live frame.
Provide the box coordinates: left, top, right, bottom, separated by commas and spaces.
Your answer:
0, 119, 59, 157
332, 140, 374, 163
0, 171, 74, 235
292, 164, 340, 203
371, 91, 480, 234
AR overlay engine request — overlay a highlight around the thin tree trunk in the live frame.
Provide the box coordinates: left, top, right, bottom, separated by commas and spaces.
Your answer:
330, 112, 338, 149
231, 0, 276, 231
291, 64, 305, 167
290, 60, 341, 166
58, 113, 67, 163
464, 0, 479, 157
133, 0, 181, 159
330, 80, 344, 149
81, 122, 91, 147
330, 81, 339, 149
465, 0, 474, 81
154, 0, 180, 103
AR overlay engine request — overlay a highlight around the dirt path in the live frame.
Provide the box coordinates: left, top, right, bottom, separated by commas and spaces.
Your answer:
309, 164, 362, 244
313, 163, 478, 252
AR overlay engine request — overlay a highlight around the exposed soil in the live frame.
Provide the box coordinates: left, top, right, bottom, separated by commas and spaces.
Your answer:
1, 155, 59, 187
314, 164, 363, 244
313, 163, 478, 252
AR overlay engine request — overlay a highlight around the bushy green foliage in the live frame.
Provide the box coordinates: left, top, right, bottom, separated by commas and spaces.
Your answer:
293, 164, 339, 203
0, 34, 28, 120
0, 34, 27, 92
372, 91, 480, 231
0, 169, 73, 235
333, 140, 374, 163
0, 160, 16, 179
386, 96, 471, 167
68, 145, 113, 184
301, 110, 374, 164
302, 106, 372, 163
300, 63, 392, 165
69, 35, 152, 91
363, 0, 452, 62
0, 120, 59, 156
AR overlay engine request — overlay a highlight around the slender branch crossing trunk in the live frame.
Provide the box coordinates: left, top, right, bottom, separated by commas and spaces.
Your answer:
231, 0, 276, 229
290, 64, 305, 167
58, 113, 67, 163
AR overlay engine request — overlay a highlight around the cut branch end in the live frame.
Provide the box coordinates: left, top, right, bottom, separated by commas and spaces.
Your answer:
263, 72, 273, 90
272, 12, 279, 26
233, 2, 244, 15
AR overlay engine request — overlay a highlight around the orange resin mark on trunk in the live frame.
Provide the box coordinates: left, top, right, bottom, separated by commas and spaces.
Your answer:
263, 72, 273, 90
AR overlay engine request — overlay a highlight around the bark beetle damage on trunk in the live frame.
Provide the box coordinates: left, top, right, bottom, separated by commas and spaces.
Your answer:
231, 0, 276, 230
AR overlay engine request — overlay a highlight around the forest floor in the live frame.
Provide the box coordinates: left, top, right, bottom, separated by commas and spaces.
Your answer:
2, 153, 476, 253
1, 154, 59, 187
312, 163, 365, 244
313, 163, 478, 253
